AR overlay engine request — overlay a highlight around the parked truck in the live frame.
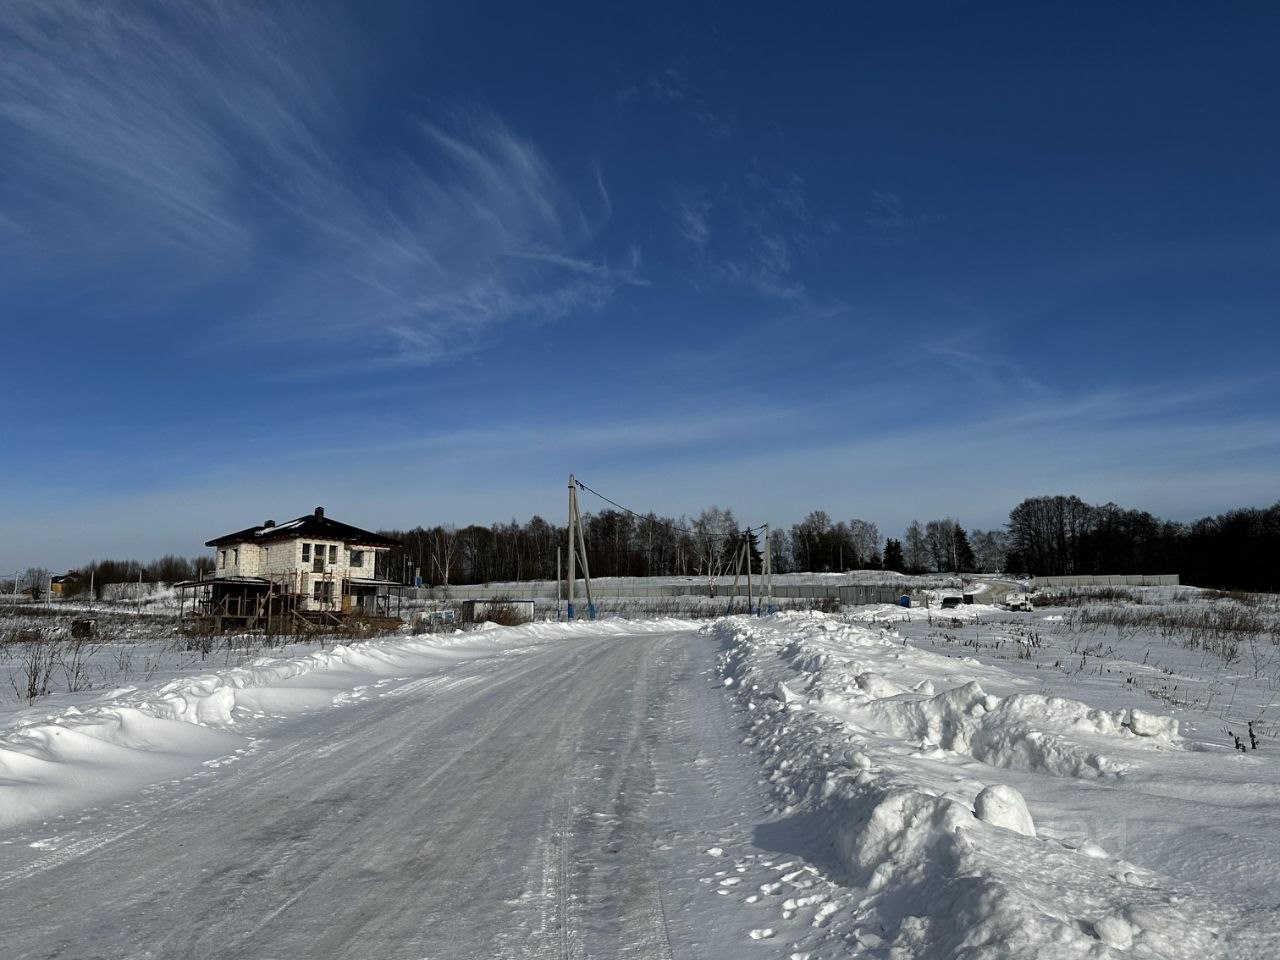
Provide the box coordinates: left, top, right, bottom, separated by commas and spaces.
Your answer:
1005, 593, 1034, 612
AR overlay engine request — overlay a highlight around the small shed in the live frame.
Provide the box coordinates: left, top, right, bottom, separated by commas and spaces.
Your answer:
460, 599, 535, 625
50, 573, 81, 597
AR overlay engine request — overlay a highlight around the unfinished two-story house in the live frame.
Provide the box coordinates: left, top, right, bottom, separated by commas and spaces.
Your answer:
177, 507, 403, 633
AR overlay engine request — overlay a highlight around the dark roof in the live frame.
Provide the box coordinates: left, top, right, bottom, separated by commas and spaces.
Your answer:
206, 508, 401, 548
174, 576, 271, 589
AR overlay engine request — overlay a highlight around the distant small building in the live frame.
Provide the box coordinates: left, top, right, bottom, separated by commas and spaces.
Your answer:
50, 572, 81, 597
177, 507, 404, 632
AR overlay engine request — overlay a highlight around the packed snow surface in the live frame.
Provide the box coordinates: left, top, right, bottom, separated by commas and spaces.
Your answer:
0, 619, 820, 958
0, 621, 667, 830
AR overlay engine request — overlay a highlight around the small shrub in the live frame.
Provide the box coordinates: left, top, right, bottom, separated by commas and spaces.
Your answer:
480, 601, 528, 626
1032, 587, 1141, 607
10, 635, 59, 701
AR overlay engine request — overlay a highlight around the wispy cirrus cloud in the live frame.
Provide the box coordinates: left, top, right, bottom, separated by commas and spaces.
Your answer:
672, 187, 712, 254
862, 191, 946, 245
922, 331, 1048, 397
0, 0, 334, 263
673, 169, 824, 301
617, 66, 731, 138
250, 111, 643, 363
0, 0, 635, 364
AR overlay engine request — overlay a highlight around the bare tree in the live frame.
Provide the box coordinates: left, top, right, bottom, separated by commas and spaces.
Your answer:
849, 519, 880, 567
429, 525, 459, 585
1007, 495, 1095, 575
22, 567, 51, 600
768, 527, 793, 574
903, 520, 929, 574
969, 528, 1009, 573
790, 510, 831, 572
691, 506, 737, 596
924, 519, 958, 572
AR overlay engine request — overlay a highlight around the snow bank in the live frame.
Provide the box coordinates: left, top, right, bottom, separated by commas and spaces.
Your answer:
777, 614, 1177, 781
974, 783, 1035, 837
711, 611, 1244, 959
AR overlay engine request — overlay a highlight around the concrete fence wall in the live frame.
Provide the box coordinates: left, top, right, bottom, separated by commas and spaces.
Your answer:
101, 581, 169, 601
407, 582, 903, 605
1029, 574, 1180, 588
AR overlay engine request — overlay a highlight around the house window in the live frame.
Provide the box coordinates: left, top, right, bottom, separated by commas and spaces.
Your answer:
219, 550, 226, 568
302, 543, 311, 562
232, 548, 239, 566
313, 581, 333, 602
350, 550, 364, 569
328, 544, 338, 563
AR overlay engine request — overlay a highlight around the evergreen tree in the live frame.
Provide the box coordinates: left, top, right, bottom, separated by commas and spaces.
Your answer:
953, 527, 977, 573
882, 538, 905, 573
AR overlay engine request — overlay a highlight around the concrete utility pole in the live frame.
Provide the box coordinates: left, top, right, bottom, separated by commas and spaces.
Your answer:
567, 478, 576, 617
729, 534, 748, 614
763, 523, 774, 614
565, 475, 595, 620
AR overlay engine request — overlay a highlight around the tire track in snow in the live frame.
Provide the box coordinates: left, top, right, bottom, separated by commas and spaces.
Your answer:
0, 822, 147, 890
0, 627, 781, 959
567, 636, 678, 960
0, 730, 322, 891
273, 638, 633, 960
379, 673, 482, 699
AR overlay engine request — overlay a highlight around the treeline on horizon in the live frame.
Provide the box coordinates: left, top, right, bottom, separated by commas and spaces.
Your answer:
375, 495, 1279, 593
14, 494, 1280, 597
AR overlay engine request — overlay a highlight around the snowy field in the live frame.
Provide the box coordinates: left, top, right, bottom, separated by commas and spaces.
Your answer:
713, 586, 1280, 957
1, 583, 1278, 957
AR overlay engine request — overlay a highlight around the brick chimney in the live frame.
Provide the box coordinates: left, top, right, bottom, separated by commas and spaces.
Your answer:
264, 520, 276, 528
315, 506, 325, 519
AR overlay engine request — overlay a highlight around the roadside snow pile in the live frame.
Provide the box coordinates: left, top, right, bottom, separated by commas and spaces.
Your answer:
778, 618, 1177, 781
973, 783, 1036, 836
0, 619, 682, 830
712, 611, 1269, 959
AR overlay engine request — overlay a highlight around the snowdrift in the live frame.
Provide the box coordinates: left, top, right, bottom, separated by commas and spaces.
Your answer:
712, 611, 1255, 959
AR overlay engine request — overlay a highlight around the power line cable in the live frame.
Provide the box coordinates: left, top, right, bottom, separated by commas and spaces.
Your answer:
572, 477, 766, 541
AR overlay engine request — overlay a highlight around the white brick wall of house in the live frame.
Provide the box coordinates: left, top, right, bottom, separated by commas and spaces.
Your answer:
212, 515, 393, 612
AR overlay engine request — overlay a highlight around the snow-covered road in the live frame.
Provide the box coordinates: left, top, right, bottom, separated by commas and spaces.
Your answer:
0, 627, 784, 959
8, 608, 1279, 958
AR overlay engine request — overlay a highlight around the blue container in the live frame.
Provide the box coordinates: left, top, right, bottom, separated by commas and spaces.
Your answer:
898, 595, 911, 607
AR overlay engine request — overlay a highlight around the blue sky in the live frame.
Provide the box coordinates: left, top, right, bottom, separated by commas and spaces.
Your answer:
2, 1, 1279, 570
